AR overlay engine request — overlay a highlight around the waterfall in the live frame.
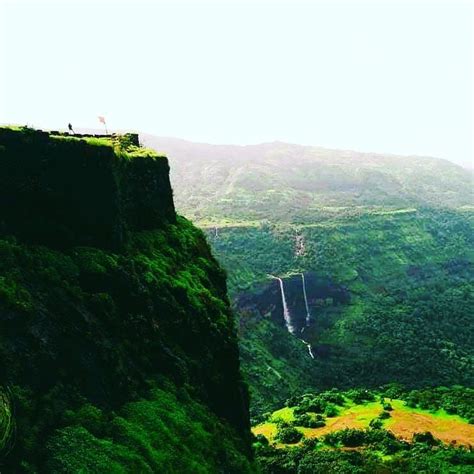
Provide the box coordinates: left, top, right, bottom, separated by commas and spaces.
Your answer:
268, 274, 314, 358
301, 273, 311, 326
277, 277, 296, 334
270, 275, 296, 334
301, 340, 315, 359
299, 273, 314, 358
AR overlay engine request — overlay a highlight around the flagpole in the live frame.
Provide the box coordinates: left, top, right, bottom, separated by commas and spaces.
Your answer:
98, 116, 108, 135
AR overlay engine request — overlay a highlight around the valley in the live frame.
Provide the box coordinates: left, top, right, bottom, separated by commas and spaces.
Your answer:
199, 202, 473, 416
144, 135, 474, 471
0, 129, 471, 472
2, 0, 472, 471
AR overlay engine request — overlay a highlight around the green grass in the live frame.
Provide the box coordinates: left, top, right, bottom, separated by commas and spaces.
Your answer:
270, 407, 295, 423
340, 402, 382, 423
49, 133, 166, 161
254, 396, 474, 448
387, 399, 469, 424
50, 134, 113, 147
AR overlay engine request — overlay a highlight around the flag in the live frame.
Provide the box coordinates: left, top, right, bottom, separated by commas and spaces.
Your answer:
98, 116, 106, 124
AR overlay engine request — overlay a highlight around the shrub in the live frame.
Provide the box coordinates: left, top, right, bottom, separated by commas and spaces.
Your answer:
254, 434, 269, 446
347, 389, 375, 404
293, 405, 305, 416
369, 418, 383, 430
413, 432, 440, 447
301, 437, 318, 449
318, 389, 345, 406
295, 413, 326, 428
285, 396, 299, 407
275, 426, 303, 444
295, 396, 329, 414
294, 413, 312, 426
324, 429, 366, 448
274, 419, 292, 428
324, 404, 339, 417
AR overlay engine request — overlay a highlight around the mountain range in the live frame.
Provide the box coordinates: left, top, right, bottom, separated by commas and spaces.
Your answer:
141, 135, 473, 224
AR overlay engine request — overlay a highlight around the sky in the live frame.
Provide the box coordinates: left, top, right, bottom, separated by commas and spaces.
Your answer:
0, 0, 472, 167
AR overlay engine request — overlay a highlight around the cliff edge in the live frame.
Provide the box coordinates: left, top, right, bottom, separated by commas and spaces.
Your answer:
0, 127, 253, 472
0, 128, 175, 249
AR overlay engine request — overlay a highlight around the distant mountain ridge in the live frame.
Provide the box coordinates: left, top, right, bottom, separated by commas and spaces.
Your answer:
141, 135, 473, 223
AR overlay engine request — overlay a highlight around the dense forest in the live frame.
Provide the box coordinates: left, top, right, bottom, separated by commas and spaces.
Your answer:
202, 205, 473, 416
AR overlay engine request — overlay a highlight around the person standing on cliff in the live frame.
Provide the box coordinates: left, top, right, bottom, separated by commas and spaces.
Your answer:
68, 123, 74, 135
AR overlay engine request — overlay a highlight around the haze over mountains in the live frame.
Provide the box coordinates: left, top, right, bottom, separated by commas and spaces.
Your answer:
141, 134, 473, 223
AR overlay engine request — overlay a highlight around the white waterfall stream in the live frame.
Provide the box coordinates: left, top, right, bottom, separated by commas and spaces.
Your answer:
301, 273, 311, 326
275, 277, 296, 334
302, 340, 315, 359
269, 274, 314, 358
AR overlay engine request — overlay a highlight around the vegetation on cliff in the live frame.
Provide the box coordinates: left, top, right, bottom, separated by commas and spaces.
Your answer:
0, 128, 253, 472
0, 389, 13, 456
0, 127, 175, 250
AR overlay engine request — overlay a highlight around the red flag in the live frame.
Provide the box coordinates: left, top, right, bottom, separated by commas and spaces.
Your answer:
98, 116, 106, 124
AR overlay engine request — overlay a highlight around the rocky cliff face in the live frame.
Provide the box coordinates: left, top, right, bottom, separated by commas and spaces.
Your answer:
0, 128, 175, 249
0, 128, 252, 472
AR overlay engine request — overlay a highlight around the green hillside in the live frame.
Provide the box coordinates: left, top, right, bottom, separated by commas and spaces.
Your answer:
1, 128, 471, 472
142, 136, 473, 223
218, 208, 474, 415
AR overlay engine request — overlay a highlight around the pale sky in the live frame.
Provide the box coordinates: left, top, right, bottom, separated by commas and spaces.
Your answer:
1, 0, 473, 167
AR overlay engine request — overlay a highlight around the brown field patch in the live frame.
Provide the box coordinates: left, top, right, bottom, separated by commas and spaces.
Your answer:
386, 406, 474, 447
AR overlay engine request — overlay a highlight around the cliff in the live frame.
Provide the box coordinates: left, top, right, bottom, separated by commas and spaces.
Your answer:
0, 127, 253, 472
0, 128, 175, 249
